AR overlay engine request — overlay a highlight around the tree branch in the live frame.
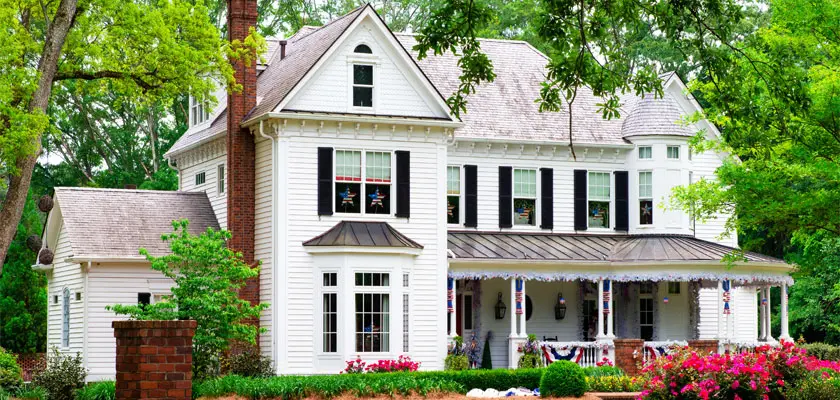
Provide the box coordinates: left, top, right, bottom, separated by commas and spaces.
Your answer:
53, 70, 161, 90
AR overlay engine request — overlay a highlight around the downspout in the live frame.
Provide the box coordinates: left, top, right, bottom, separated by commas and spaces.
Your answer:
83, 261, 90, 372
257, 120, 279, 372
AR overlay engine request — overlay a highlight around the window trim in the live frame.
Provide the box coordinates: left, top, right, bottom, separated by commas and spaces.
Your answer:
512, 168, 539, 227
353, 272, 392, 354
320, 271, 339, 354
447, 165, 464, 226
638, 170, 653, 227
586, 171, 614, 230
217, 164, 225, 196
333, 149, 396, 216
639, 285, 655, 341
667, 145, 681, 160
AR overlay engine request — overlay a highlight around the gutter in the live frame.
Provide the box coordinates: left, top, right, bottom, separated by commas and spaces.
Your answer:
243, 111, 464, 129
257, 120, 279, 372
451, 137, 635, 150
65, 256, 149, 264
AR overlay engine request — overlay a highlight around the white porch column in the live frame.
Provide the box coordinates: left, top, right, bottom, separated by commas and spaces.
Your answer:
447, 277, 456, 338
606, 280, 615, 339
596, 279, 606, 340
766, 287, 776, 343
519, 279, 527, 337
780, 283, 792, 341
510, 278, 517, 338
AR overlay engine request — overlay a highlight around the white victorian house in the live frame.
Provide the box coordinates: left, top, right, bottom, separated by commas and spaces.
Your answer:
35, 4, 793, 381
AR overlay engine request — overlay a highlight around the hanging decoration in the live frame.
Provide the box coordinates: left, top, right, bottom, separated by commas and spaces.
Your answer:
447, 200, 455, 217
722, 280, 732, 315
644, 341, 688, 361
339, 185, 356, 208
447, 271, 793, 286
602, 280, 611, 316
542, 344, 583, 365
515, 279, 524, 315
494, 292, 507, 320
447, 278, 454, 313
368, 186, 386, 208
663, 296, 669, 304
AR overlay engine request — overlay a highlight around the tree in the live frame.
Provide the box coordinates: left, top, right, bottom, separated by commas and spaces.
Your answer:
0, 0, 263, 271
108, 220, 268, 379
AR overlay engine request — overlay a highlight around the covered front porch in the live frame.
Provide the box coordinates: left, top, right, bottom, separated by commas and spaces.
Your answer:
445, 232, 795, 369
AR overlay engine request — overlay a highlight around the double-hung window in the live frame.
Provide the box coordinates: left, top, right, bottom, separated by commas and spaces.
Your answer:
323, 273, 338, 353
190, 96, 210, 126
640, 283, 654, 340
217, 164, 225, 195
353, 64, 374, 108
355, 273, 390, 353
513, 169, 537, 226
588, 172, 611, 228
639, 171, 653, 225
638, 146, 652, 160
335, 151, 392, 214
667, 146, 680, 159
447, 166, 461, 224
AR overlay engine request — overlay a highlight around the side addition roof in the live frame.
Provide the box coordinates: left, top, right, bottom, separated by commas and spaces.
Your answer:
303, 221, 423, 249
52, 187, 220, 259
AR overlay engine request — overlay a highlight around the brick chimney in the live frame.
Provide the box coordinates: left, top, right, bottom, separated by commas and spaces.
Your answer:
227, 0, 259, 311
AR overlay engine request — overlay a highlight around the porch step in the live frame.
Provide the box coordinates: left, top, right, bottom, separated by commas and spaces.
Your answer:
590, 393, 642, 400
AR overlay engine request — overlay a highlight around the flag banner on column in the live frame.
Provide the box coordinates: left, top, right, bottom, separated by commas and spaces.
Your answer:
722, 279, 731, 315
603, 279, 611, 315
447, 278, 454, 313
515, 279, 523, 315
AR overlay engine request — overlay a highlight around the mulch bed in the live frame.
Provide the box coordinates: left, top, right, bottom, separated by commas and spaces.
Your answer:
197, 393, 615, 400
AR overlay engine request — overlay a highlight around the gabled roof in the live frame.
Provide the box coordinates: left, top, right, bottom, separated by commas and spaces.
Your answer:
50, 187, 220, 259
303, 221, 423, 249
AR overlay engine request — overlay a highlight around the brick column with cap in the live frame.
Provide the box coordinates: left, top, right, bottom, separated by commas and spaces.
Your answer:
613, 339, 644, 376
688, 339, 720, 356
113, 320, 196, 400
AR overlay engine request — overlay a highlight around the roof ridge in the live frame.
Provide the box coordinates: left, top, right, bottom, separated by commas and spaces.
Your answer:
55, 187, 207, 195
393, 32, 534, 46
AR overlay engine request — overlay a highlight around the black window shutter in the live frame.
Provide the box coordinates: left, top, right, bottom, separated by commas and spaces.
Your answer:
499, 166, 513, 228
317, 147, 333, 216
395, 151, 410, 218
540, 168, 554, 230
574, 170, 587, 231
615, 171, 629, 231
464, 165, 478, 228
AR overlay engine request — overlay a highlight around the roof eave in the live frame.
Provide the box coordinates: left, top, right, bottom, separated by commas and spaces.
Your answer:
304, 246, 422, 256
65, 255, 151, 264
244, 111, 463, 129
452, 136, 634, 149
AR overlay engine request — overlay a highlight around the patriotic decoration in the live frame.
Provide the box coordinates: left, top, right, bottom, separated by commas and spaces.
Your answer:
663, 296, 670, 304
339, 186, 356, 207
368, 187, 386, 208
643, 341, 687, 362
447, 271, 793, 286
603, 280, 611, 315
515, 206, 532, 219
761, 297, 768, 306
641, 203, 652, 217
515, 279, 524, 315
542, 344, 583, 365
447, 200, 455, 217
722, 279, 731, 315
447, 278, 454, 313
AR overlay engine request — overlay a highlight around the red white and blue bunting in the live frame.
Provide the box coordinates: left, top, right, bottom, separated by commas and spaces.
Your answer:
447, 278, 454, 313
644, 341, 687, 361
446, 271, 793, 286
542, 344, 584, 364
722, 279, 731, 315
515, 279, 524, 315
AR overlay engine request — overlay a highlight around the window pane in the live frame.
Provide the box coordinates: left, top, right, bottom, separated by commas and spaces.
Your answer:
588, 172, 610, 201
514, 198, 536, 226
353, 87, 372, 107
447, 166, 460, 194
514, 169, 536, 197
447, 195, 460, 224
365, 184, 391, 214
336, 150, 361, 181
335, 183, 361, 213
366, 152, 391, 182
639, 146, 652, 159
669, 282, 681, 294
464, 295, 473, 330
639, 171, 652, 198
640, 200, 653, 225
355, 292, 390, 352
667, 146, 680, 159
588, 201, 609, 228
354, 65, 373, 85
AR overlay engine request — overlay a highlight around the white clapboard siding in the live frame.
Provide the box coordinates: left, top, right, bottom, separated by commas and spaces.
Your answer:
255, 136, 274, 355
85, 264, 173, 382
179, 150, 227, 229
691, 148, 738, 247
46, 224, 85, 358
284, 19, 445, 119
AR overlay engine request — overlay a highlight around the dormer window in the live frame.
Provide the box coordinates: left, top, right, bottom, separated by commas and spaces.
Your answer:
190, 96, 210, 126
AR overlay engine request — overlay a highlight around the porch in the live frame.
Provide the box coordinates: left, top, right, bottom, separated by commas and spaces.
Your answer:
445, 232, 795, 369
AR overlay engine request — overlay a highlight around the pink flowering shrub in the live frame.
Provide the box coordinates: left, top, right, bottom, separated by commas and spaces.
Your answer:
597, 357, 615, 367
342, 355, 420, 374
639, 341, 840, 400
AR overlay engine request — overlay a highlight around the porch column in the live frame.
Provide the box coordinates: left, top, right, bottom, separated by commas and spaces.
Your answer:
510, 278, 517, 338
758, 287, 767, 341
780, 283, 792, 341
766, 287, 776, 343
518, 279, 527, 337
596, 279, 606, 340
606, 279, 615, 339
447, 278, 456, 338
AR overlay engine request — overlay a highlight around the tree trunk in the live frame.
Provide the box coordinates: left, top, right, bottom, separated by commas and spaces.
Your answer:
0, 0, 79, 272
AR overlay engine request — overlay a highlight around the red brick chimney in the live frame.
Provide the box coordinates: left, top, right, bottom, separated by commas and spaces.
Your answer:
227, 0, 259, 311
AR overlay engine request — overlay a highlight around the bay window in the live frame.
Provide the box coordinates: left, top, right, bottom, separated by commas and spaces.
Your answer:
513, 169, 537, 226
639, 171, 653, 225
355, 273, 390, 353
447, 166, 461, 224
323, 272, 338, 353
588, 172, 611, 228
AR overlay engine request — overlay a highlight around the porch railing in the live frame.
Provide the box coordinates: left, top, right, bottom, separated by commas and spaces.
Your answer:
642, 340, 688, 365
540, 341, 612, 368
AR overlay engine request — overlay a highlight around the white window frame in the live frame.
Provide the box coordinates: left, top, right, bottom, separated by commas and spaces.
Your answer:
321, 271, 339, 354
189, 96, 210, 127
447, 165, 463, 226
61, 287, 70, 349
638, 171, 653, 226
217, 164, 225, 196
638, 146, 653, 160
402, 273, 410, 353
587, 171, 613, 230
512, 168, 538, 227
347, 45, 379, 112
334, 149, 395, 216
667, 145, 680, 160
353, 272, 392, 354
639, 283, 654, 341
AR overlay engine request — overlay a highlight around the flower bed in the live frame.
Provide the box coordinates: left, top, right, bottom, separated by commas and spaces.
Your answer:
639, 341, 840, 399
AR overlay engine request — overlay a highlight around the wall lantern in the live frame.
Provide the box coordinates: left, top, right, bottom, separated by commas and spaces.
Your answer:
494, 292, 507, 320
554, 293, 567, 320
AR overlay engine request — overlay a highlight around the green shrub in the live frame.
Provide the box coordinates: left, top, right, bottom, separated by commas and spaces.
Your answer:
582, 365, 624, 378
224, 349, 274, 378
0, 349, 22, 391
802, 343, 840, 361
444, 354, 469, 371
586, 376, 642, 392
539, 361, 587, 398
517, 354, 542, 369
76, 381, 115, 400
13, 385, 47, 400
32, 349, 86, 400
419, 368, 544, 390
787, 377, 840, 400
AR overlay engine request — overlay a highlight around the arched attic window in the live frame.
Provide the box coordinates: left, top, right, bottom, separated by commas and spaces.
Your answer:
354, 44, 373, 54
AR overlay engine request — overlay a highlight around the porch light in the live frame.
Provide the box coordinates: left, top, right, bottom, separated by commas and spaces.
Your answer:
554, 293, 567, 320
494, 292, 507, 320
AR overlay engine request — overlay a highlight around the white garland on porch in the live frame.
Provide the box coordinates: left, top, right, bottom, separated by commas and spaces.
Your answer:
448, 271, 793, 285
540, 340, 611, 349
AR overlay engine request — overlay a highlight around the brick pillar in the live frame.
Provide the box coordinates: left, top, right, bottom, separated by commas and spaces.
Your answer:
688, 339, 719, 355
613, 339, 644, 376
226, 0, 260, 314
113, 320, 196, 400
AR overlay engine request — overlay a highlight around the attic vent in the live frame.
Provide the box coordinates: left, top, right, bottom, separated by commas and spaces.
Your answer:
354, 44, 372, 54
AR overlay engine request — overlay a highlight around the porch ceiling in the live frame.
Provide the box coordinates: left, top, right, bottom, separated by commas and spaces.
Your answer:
447, 232, 784, 264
